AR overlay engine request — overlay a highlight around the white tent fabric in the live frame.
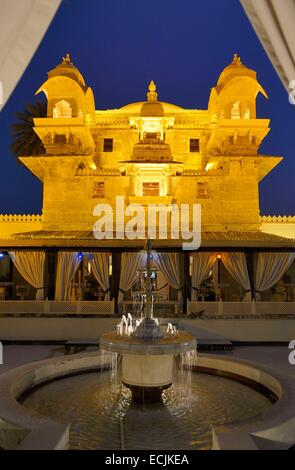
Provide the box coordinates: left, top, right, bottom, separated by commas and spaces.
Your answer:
87, 253, 110, 300
255, 252, 295, 299
221, 252, 251, 301
191, 252, 217, 300
241, 0, 295, 90
55, 252, 81, 301
9, 250, 46, 300
153, 252, 183, 304
0, 0, 61, 110
118, 252, 147, 304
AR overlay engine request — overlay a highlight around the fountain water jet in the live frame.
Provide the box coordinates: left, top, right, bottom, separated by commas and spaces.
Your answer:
100, 240, 197, 403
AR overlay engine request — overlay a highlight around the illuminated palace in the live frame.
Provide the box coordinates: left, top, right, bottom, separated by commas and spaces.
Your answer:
0, 53, 294, 317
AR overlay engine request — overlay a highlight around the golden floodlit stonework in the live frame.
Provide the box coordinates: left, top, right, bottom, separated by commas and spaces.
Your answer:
2, 53, 294, 240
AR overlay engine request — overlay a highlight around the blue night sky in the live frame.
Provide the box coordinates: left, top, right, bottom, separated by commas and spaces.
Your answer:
0, 0, 294, 215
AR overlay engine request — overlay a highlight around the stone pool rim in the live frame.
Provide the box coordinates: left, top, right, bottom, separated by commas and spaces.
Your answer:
0, 351, 294, 450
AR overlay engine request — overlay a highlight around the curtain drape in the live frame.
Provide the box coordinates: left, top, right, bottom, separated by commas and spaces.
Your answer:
55, 252, 81, 301
87, 253, 110, 300
255, 252, 295, 299
153, 252, 183, 304
9, 251, 45, 300
221, 252, 251, 300
191, 252, 217, 300
118, 252, 147, 303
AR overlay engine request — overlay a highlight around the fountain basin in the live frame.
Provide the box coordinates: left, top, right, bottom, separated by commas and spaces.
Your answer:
100, 330, 196, 355
100, 330, 196, 402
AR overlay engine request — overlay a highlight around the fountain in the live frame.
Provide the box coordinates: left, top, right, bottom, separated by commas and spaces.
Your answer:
100, 240, 196, 403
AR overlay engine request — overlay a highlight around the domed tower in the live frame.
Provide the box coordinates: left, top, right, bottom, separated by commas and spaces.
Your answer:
202, 54, 282, 231
19, 54, 98, 231
206, 54, 270, 156
33, 54, 96, 156
208, 53, 268, 122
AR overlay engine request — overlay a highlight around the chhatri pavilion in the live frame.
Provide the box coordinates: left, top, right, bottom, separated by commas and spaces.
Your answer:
0, 53, 294, 320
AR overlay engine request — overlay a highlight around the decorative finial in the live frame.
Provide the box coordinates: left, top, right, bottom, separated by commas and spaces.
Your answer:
232, 53, 242, 65
147, 80, 158, 101
62, 53, 72, 65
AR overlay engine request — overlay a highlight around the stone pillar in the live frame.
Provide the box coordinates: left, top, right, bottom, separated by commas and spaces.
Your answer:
45, 249, 57, 300
111, 251, 121, 313
182, 252, 190, 314
8, 256, 13, 300
122, 354, 173, 403
246, 251, 255, 300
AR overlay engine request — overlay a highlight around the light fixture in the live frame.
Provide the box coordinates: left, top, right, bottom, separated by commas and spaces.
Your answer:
77, 252, 83, 261
0, 252, 5, 258
205, 162, 214, 171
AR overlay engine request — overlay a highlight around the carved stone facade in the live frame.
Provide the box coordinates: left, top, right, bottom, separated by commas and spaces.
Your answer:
13, 54, 285, 234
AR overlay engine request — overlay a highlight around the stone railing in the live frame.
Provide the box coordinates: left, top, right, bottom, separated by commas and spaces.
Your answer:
122, 300, 179, 316
0, 300, 115, 316
261, 215, 295, 223
187, 300, 295, 317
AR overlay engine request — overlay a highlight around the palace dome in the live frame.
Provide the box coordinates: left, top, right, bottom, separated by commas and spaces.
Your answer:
47, 54, 86, 88
119, 101, 183, 113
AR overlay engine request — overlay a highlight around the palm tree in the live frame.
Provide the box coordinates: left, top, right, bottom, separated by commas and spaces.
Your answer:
11, 101, 47, 157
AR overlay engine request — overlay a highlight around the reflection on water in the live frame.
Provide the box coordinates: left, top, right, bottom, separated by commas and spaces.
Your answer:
22, 371, 271, 450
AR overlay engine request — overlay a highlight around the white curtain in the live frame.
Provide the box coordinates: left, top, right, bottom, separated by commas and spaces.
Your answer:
221, 252, 251, 300
55, 252, 81, 301
255, 252, 295, 299
191, 252, 217, 300
9, 251, 45, 300
118, 252, 147, 303
153, 252, 183, 304
87, 253, 110, 300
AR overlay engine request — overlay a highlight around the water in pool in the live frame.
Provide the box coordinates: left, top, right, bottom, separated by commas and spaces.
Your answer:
22, 371, 271, 450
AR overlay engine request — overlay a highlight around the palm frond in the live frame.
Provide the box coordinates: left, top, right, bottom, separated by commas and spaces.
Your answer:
10, 101, 47, 157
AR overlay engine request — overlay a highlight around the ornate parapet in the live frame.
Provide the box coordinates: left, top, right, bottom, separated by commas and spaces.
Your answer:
0, 214, 43, 240
75, 167, 122, 177
261, 215, 295, 223
0, 214, 43, 223
261, 215, 295, 240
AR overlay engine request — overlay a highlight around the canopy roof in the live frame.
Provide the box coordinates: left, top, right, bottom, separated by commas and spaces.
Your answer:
0, 230, 293, 250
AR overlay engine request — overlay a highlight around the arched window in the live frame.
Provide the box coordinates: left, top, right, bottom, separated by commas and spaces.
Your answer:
53, 100, 72, 118
231, 101, 240, 120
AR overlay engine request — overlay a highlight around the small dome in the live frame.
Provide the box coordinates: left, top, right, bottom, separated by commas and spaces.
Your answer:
140, 80, 164, 116
217, 54, 256, 89
47, 54, 86, 88
141, 101, 164, 116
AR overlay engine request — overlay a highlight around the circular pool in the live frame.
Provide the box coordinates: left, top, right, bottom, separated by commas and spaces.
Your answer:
21, 370, 272, 450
